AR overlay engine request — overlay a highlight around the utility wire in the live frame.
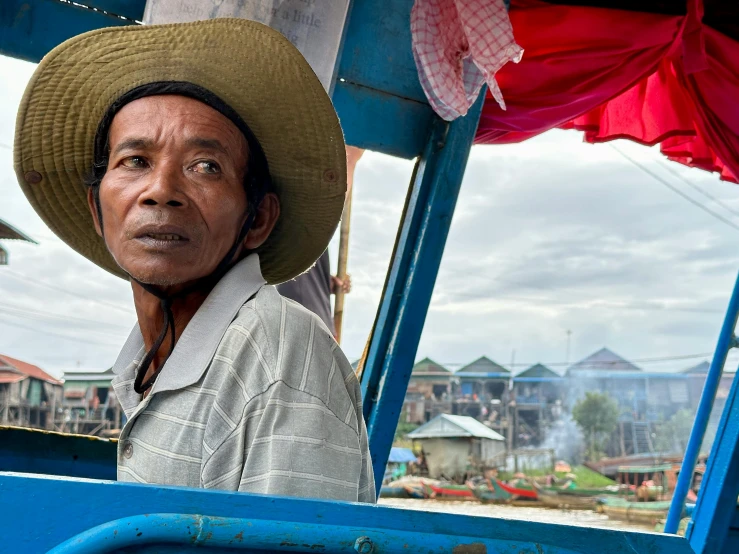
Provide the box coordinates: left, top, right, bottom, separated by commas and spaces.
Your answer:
657, 159, 739, 219
610, 144, 739, 232
0, 268, 134, 315
0, 300, 131, 333
0, 315, 123, 347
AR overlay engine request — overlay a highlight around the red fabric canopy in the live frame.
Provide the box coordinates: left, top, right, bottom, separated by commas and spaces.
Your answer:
474, 0, 739, 183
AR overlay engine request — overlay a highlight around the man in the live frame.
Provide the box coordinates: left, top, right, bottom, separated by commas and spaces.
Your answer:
277, 250, 349, 337
277, 147, 363, 337
14, 18, 374, 502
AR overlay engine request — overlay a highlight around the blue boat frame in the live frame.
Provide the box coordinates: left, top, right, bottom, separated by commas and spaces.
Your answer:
1, 1, 738, 552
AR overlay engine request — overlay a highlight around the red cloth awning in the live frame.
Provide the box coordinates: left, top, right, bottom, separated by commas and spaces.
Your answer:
474, 0, 739, 183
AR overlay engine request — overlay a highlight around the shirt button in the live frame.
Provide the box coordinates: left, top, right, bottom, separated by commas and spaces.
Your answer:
122, 441, 133, 459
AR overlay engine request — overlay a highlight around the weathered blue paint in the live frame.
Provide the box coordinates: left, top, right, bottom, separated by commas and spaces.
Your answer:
685, 368, 739, 553
332, 80, 432, 159
336, 0, 425, 105
0, 472, 695, 553
0, 426, 116, 480
666, 271, 739, 533
361, 94, 485, 492
0, 0, 433, 159
66, 0, 146, 21
0, 0, 138, 62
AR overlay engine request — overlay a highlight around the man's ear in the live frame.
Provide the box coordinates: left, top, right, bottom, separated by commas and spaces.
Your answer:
244, 192, 280, 250
87, 187, 104, 237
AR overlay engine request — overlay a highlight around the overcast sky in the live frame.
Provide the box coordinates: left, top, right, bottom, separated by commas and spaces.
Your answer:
2, 54, 739, 379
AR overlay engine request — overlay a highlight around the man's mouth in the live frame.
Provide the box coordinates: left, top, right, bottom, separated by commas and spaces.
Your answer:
143, 233, 186, 241
133, 226, 192, 249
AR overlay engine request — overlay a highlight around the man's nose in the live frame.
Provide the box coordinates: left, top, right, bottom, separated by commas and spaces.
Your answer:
139, 161, 189, 208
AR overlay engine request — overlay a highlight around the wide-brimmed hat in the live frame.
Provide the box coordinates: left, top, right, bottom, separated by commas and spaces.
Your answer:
14, 18, 347, 284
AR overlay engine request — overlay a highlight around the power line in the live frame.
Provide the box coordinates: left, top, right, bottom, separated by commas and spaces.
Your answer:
0, 315, 123, 347
610, 144, 739, 232
658, 159, 739, 220
0, 268, 134, 315
0, 300, 132, 334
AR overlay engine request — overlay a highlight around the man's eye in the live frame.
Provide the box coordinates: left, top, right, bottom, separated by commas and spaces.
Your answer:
121, 156, 148, 169
191, 161, 220, 174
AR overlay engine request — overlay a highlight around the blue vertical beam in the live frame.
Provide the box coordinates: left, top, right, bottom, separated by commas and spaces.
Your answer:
360, 93, 485, 492
686, 369, 739, 553
665, 271, 739, 533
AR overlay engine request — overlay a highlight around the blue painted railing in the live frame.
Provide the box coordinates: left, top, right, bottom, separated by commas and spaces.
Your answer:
0, 472, 697, 553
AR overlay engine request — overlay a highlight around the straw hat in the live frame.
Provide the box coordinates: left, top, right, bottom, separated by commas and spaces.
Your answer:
13, 18, 347, 284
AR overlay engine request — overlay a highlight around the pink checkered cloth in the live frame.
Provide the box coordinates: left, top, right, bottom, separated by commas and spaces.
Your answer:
411, 0, 523, 121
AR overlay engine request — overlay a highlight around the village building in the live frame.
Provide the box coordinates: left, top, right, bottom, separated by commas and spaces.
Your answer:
511, 363, 563, 448
61, 367, 122, 436
407, 414, 505, 480
452, 356, 511, 441
403, 357, 452, 423
0, 354, 62, 430
0, 218, 37, 265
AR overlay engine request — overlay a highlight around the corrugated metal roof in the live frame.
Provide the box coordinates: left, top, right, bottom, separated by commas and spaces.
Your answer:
567, 348, 641, 374
407, 414, 504, 441
515, 363, 560, 379
412, 357, 451, 375
62, 367, 115, 381
0, 371, 26, 384
683, 361, 710, 374
456, 356, 509, 375
0, 219, 37, 243
0, 354, 62, 385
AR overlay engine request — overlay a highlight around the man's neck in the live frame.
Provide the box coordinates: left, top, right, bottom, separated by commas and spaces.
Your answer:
131, 281, 212, 390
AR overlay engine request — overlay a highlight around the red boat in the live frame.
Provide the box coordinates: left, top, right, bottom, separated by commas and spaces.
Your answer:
494, 479, 539, 500
425, 482, 475, 499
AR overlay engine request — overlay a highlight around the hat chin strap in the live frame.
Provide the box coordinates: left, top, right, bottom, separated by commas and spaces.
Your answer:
129, 207, 258, 395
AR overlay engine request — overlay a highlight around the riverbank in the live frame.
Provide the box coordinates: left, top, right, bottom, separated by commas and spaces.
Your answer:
378, 498, 656, 532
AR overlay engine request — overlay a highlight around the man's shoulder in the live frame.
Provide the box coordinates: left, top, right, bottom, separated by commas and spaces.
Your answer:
215, 285, 361, 427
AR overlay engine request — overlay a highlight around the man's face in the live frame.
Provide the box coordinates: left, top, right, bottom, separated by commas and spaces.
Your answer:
93, 95, 249, 287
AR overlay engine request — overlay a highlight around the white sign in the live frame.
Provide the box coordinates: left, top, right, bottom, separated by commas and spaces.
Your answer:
144, 0, 350, 92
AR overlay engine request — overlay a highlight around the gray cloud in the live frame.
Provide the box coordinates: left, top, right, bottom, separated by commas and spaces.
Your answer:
2, 54, 739, 379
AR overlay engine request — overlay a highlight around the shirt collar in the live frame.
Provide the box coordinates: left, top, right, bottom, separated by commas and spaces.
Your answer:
111, 253, 266, 399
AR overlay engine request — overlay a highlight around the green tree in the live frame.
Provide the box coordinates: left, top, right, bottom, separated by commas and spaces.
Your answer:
572, 392, 619, 461
393, 411, 419, 447
654, 409, 696, 454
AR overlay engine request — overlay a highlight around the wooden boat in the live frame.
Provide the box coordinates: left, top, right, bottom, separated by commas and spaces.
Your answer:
425, 481, 475, 499
597, 497, 673, 525
495, 478, 539, 500
533, 483, 597, 510
379, 485, 409, 498
403, 483, 427, 499
470, 478, 539, 503
538, 491, 596, 510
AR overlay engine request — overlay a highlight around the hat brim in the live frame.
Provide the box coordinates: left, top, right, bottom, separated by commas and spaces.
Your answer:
14, 18, 347, 284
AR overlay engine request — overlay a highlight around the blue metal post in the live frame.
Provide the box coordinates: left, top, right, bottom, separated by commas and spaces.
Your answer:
360, 93, 485, 493
665, 270, 739, 533
686, 369, 739, 553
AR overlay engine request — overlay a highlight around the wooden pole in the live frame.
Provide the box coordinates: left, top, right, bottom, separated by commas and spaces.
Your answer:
333, 146, 364, 343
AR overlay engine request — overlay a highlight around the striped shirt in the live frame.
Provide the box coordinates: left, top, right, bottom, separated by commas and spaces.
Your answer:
111, 254, 375, 503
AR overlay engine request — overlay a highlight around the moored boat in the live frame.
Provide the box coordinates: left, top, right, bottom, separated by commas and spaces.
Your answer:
597, 497, 673, 525
538, 491, 596, 510
379, 485, 410, 498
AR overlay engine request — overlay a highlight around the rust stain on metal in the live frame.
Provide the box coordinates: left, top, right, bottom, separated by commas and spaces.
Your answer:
452, 544, 487, 554
234, 531, 244, 541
